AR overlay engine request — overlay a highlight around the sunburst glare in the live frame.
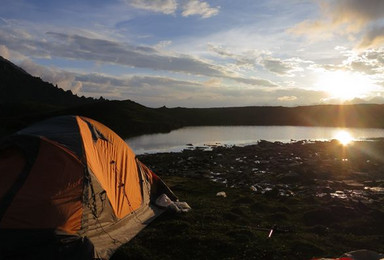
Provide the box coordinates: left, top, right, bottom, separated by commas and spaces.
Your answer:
334, 130, 354, 145
315, 71, 377, 101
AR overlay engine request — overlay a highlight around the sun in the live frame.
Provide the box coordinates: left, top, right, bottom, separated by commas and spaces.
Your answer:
315, 70, 376, 101
334, 130, 354, 146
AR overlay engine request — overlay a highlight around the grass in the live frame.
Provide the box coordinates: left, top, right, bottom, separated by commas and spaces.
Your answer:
111, 175, 384, 260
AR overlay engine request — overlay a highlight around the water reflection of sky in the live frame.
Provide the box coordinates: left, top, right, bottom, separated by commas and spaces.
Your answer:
126, 126, 384, 154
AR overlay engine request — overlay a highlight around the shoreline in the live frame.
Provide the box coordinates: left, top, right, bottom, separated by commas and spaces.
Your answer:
138, 139, 384, 203
126, 124, 384, 155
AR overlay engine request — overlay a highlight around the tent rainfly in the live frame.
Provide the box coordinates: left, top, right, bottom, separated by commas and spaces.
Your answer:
0, 115, 178, 259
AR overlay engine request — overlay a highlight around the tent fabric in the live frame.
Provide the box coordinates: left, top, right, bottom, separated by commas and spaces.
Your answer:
0, 138, 83, 233
0, 115, 177, 259
18, 116, 84, 158
77, 117, 143, 218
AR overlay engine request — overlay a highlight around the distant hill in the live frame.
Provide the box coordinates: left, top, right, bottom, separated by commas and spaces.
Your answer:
53, 100, 182, 138
161, 104, 384, 129
0, 56, 180, 137
1, 56, 384, 139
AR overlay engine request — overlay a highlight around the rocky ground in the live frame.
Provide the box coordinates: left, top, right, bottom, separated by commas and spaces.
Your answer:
112, 140, 384, 260
141, 140, 384, 205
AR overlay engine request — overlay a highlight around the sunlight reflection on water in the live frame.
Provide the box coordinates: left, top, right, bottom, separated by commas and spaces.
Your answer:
333, 130, 354, 146
126, 126, 384, 154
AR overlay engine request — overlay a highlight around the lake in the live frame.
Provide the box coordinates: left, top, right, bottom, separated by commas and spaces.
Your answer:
126, 126, 384, 154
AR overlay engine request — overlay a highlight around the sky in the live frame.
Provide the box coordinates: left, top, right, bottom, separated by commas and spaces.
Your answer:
1, 0, 384, 108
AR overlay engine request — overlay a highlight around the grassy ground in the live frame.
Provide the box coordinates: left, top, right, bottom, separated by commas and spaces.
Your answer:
111, 177, 383, 260
111, 141, 384, 260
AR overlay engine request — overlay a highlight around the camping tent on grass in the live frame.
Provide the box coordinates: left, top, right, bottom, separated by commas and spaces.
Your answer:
0, 115, 177, 259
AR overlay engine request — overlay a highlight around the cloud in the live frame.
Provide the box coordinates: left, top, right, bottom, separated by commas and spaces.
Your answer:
75, 72, 280, 105
288, 20, 334, 40
0, 28, 279, 88
350, 60, 378, 75
326, 0, 384, 31
366, 49, 384, 64
231, 76, 279, 88
78, 73, 200, 91
203, 78, 221, 87
181, 0, 220, 19
2, 30, 226, 77
23, 67, 283, 107
0, 44, 10, 59
19, 59, 83, 94
195, 87, 329, 108
277, 96, 297, 102
14, 58, 333, 108
75, 73, 212, 104
128, 0, 177, 15
260, 57, 303, 76
154, 40, 172, 49
314, 48, 384, 76
208, 43, 308, 77
207, 44, 236, 58
7, 63, 206, 102
359, 26, 384, 49
322, 96, 384, 105
126, 0, 219, 18
289, 0, 384, 48
364, 96, 384, 104
0, 26, 52, 59
0, 17, 7, 26
207, 44, 258, 69
325, 0, 384, 29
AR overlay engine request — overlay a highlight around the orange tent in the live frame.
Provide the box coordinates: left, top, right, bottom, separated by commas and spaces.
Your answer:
0, 115, 177, 259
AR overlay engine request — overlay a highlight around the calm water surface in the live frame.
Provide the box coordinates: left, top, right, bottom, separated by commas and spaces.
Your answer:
126, 126, 384, 154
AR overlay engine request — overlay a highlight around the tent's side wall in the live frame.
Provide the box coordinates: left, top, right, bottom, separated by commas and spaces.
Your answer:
0, 135, 89, 259
79, 169, 118, 234
85, 159, 164, 259
0, 146, 26, 206
0, 138, 84, 234
77, 117, 143, 218
76, 116, 165, 258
